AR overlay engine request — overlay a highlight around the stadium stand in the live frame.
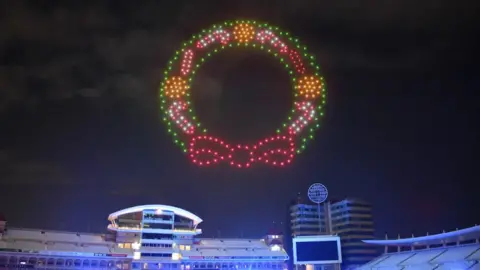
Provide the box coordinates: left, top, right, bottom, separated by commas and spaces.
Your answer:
357, 225, 480, 269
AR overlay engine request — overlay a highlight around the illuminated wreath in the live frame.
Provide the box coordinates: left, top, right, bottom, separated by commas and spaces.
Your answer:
160, 20, 326, 168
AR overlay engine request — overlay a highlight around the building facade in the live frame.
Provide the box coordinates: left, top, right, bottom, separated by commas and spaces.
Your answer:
0, 205, 288, 270
287, 196, 378, 269
329, 199, 378, 269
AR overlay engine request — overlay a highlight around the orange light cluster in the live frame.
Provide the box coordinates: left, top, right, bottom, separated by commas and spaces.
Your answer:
164, 76, 188, 99
233, 23, 255, 43
296, 76, 322, 99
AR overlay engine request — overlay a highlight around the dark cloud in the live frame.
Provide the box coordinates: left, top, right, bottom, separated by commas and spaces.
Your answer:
0, 1, 178, 111
0, 149, 72, 185
0, 0, 477, 111
283, 0, 476, 29
109, 186, 171, 199
0, 0, 476, 236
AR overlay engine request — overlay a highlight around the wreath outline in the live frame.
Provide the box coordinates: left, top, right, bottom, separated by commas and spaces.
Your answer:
160, 20, 326, 167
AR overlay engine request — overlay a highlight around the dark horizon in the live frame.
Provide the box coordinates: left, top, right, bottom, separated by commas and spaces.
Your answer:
1, 1, 478, 239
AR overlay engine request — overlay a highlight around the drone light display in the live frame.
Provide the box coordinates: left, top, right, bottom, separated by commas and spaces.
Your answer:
160, 20, 326, 168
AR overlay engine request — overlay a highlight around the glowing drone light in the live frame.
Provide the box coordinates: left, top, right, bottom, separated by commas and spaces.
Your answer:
297, 76, 323, 99
160, 20, 327, 168
164, 76, 189, 99
233, 23, 256, 43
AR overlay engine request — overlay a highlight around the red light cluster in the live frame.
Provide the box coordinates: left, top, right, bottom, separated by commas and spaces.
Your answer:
188, 135, 295, 168
289, 101, 316, 135
289, 50, 306, 74
196, 29, 231, 49
180, 49, 194, 76
168, 101, 195, 135
256, 30, 288, 53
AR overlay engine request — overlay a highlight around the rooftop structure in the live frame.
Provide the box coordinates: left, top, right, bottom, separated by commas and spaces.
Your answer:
108, 205, 203, 226
363, 225, 480, 247
358, 225, 480, 269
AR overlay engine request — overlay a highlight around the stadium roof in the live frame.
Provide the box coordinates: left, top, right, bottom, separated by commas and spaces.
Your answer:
108, 205, 203, 225
363, 225, 480, 246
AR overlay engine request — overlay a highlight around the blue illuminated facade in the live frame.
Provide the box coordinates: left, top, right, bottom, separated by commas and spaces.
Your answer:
330, 199, 378, 269
287, 196, 378, 270
0, 205, 289, 270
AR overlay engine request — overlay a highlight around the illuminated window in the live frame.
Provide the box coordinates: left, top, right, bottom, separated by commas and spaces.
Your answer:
179, 245, 185, 250
132, 242, 141, 250
125, 243, 131, 249
118, 243, 124, 248
270, 245, 281, 251
185, 245, 191, 251
172, 253, 181, 261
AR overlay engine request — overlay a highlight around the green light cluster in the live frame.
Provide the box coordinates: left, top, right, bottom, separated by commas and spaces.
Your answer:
159, 20, 327, 155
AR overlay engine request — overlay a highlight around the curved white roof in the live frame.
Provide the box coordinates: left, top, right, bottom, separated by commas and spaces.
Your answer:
108, 205, 203, 225
363, 225, 480, 246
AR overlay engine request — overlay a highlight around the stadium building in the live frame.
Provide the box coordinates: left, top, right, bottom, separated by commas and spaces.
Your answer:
358, 225, 480, 269
286, 195, 378, 269
0, 205, 289, 270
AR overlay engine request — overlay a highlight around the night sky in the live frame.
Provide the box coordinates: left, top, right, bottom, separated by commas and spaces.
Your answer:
0, 1, 478, 238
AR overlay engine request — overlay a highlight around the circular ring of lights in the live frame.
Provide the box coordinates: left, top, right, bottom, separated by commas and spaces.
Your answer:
160, 20, 326, 168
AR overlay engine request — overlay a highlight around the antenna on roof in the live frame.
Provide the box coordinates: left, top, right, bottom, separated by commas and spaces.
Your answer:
296, 192, 302, 204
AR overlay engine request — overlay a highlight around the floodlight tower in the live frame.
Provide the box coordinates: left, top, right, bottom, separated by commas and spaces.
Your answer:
306, 186, 337, 270
307, 183, 329, 234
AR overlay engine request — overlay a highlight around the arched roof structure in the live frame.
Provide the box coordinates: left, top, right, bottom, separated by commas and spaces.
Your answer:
108, 205, 203, 225
363, 225, 480, 246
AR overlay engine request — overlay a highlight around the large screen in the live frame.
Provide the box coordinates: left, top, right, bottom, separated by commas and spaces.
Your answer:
293, 235, 342, 265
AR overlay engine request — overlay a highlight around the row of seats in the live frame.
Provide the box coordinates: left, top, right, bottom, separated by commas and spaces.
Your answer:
4, 228, 106, 244
1, 240, 132, 254
183, 239, 285, 257
358, 244, 480, 269
198, 239, 268, 248
181, 248, 285, 257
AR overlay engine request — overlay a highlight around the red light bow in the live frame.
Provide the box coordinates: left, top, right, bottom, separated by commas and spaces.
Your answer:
189, 134, 295, 168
